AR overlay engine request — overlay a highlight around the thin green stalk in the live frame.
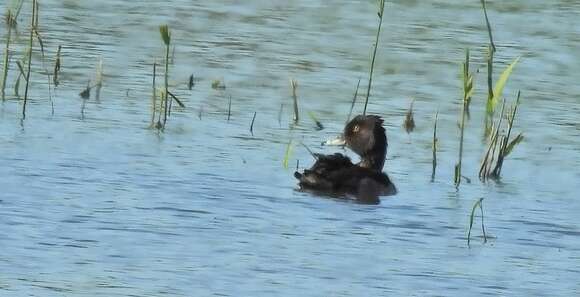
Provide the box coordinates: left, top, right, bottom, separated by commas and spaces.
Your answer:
467, 198, 487, 247
291, 79, 299, 124
363, 0, 386, 115
431, 110, 438, 182
455, 49, 473, 187
159, 25, 171, 129
1, 13, 12, 101
346, 78, 361, 123
22, 0, 37, 119
162, 41, 169, 128
480, 0, 496, 52
151, 62, 157, 127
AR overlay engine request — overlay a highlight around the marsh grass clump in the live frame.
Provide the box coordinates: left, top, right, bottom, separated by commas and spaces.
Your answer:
150, 25, 184, 130
467, 197, 487, 246
479, 91, 523, 180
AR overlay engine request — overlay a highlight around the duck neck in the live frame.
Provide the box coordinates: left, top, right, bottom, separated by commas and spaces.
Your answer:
359, 145, 386, 171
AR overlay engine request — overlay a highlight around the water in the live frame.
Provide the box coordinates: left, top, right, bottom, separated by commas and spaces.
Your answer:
1, 0, 579, 296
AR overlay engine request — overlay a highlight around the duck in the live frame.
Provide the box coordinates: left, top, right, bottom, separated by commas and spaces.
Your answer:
294, 115, 397, 204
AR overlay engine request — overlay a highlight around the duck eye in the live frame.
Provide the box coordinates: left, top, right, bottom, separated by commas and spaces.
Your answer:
352, 125, 360, 133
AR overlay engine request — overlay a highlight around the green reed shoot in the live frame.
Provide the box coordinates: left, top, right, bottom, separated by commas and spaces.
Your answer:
467, 197, 487, 247
308, 111, 324, 131
290, 78, 299, 124
283, 140, 294, 169
1, 11, 13, 101
454, 49, 474, 187
22, 0, 38, 119
485, 56, 520, 137
159, 24, 171, 129
431, 109, 438, 182
346, 78, 361, 123
480, 0, 496, 52
403, 98, 415, 133
363, 0, 386, 115
151, 62, 157, 128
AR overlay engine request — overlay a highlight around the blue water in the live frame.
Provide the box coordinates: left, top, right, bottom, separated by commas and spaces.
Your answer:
1, 0, 579, 296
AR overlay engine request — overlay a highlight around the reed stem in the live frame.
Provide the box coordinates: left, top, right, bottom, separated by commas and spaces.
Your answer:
363, 0, 385, 115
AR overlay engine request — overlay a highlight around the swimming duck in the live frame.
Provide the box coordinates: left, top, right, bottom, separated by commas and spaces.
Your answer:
294, 115, 396, 204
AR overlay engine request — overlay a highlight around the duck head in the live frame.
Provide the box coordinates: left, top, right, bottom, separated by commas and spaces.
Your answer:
325, 115, 387, 171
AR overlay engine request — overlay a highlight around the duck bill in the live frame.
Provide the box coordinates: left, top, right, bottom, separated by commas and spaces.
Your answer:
323, 135, 346, 146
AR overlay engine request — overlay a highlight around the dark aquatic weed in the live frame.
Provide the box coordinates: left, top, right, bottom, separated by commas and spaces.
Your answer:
403, 98, 415, 134
52, 45, 61, 87
308, 111, 324, 131
290, 78, 299, 124
249, 111, 257, 136
188, 74, 194, 90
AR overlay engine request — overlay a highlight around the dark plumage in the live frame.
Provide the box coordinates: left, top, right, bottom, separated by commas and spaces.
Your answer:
294, 115, 396, 204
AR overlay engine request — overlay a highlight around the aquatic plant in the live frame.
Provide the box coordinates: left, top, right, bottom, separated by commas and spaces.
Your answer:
479, 91, 523, 180
467, 198, 487, 246
346, 78, 361, 123
95, 58, 103, 100
363, 0, 386, 115
290, 78, 299, 124
249, 111, 257, 135
308, 111, 324, 131
403, 98, 415, 133
150, 62, 157, 127
188, 74, 194, 90
1, 11, 14, 101
211, 79, 226, 90
485, 56, 520, 137
283, 140, 293, 169
454, 49, 474, 187
160, 24, 171, 129
480, 0, 496, 52
22, 0, 39, 119
52, 45, 61, 87
431, 110, 438, 182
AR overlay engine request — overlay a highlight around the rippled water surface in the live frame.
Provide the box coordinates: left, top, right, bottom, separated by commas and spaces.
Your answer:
1, 0, 579, 296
